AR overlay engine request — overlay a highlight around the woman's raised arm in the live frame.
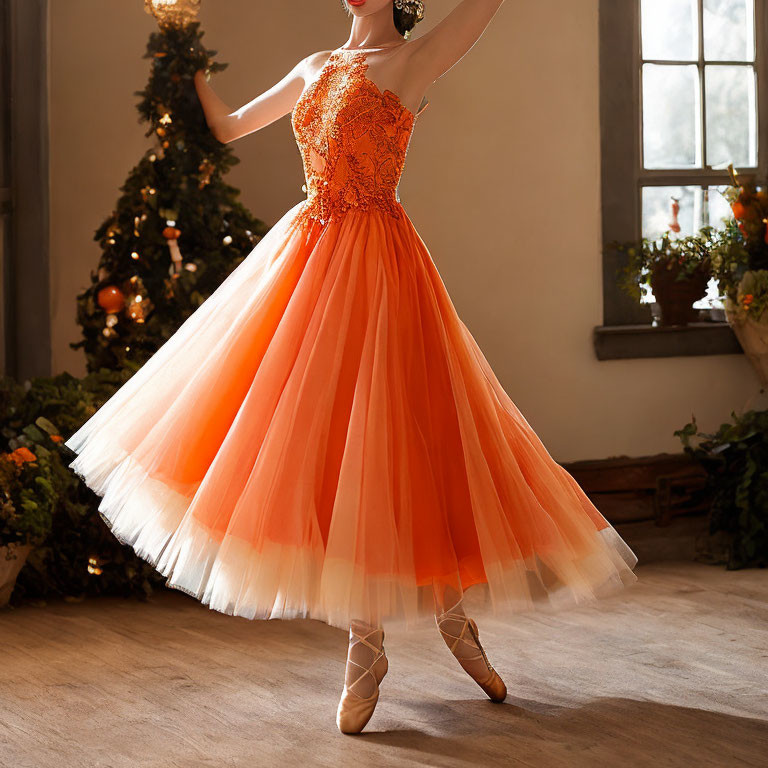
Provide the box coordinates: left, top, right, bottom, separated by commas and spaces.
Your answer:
406, 0, 505, 90
194, 51, 330, 145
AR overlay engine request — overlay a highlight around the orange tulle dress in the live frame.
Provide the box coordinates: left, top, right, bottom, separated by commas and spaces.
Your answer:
65, 49, 637, 630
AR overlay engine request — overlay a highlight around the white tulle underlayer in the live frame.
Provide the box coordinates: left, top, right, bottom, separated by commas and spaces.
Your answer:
67, 425, 637, 630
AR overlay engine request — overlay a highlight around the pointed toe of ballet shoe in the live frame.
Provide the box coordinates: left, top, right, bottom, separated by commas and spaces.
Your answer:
480, 670, 508, 703
438, 612, 508, 703
336, 689, 381, 734
336, 644, 388, 735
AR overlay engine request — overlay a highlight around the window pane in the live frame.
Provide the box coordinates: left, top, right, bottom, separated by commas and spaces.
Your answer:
642, 186, 701, 239
704, 0, 755, 61
643, 65, 702, 169
642, 186, 733, 239
708, 185, 733, 227
705, 65, 757, 168
641, 0, 698, 60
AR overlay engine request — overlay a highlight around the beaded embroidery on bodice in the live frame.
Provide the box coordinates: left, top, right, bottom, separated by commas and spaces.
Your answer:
291, 50, 417, 224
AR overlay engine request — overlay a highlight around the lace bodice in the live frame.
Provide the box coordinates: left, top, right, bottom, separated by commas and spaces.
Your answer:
291, 49, 418, 225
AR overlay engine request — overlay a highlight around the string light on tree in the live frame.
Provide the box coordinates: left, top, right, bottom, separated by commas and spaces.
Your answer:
198, 157, 215, 188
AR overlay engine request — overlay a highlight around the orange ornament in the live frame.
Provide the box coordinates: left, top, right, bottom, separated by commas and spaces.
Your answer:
163, 227, 183, 273
732, 201, 747, 220
97, 285, 125, 314
668, 198, 681, 233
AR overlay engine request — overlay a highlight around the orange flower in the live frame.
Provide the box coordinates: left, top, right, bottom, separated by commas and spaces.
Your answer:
50, 434, 64, 443
12, 447, 37, 463
743, 293, 754, 305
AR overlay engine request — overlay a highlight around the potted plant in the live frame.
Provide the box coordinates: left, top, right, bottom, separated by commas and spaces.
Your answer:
1, 371, 169, 607
675, 409, 768, 570
0, 419, 61, 606
616, 230, 712, 326
714, 167, 768, 386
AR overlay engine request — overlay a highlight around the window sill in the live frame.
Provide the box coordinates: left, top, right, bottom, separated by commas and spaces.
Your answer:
593, 322, 743, 360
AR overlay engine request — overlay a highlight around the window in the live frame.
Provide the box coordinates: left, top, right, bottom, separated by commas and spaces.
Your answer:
595, 0, 767, 359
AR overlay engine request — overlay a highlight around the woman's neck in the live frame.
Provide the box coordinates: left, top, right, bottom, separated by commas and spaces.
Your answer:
343, 8, 404, 50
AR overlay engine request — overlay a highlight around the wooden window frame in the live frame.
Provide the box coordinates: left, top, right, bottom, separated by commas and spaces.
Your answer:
594, 0, 767, 360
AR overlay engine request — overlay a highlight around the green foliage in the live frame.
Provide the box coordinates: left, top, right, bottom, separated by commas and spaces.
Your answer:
1, 372, 167, 604
0, 447, 57, 547
706, 217, 751, 303
613, 228, 716, 304
72, 21, 269, 374
0, 377, 74, 548
675, 409, 768, 570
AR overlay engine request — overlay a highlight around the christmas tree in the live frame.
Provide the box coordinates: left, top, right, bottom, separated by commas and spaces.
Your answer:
72, 1, 268, 374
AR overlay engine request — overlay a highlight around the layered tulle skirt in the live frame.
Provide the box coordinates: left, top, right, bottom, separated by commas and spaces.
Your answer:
65, 201, 638, 629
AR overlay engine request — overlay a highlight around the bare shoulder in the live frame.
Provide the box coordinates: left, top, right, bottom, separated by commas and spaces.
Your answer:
295, 49, 335, 83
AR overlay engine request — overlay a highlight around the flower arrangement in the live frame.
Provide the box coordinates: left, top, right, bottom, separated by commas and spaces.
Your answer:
0, 423, 63, 550
0, 371, 167, 606
713, 167, 768, 385
733, 270, 768, 320
717, 166, 768, 320
0, 409, 66, 606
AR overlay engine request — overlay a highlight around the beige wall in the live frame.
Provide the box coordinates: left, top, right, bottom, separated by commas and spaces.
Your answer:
49, 0, 764, 462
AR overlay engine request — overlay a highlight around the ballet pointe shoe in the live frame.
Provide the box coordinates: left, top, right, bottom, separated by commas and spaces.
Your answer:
436, 604, 507, 703
336, 624, 388, 735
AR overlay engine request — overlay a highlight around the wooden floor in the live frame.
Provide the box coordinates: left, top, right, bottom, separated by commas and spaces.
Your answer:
1, 561, 766, 768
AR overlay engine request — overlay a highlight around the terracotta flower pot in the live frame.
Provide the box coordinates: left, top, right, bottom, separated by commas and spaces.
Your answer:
725, 297, 768, 387
0, 543, 32, 607
650, 261, 710, 326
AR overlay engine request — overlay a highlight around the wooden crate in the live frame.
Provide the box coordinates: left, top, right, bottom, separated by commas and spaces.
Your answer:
562, 452, 710, 526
